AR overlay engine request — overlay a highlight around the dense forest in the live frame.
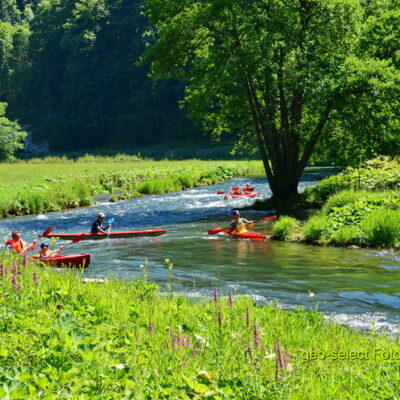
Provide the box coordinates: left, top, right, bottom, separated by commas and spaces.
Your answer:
0, 0, 205, 152
0, 0, 399, 167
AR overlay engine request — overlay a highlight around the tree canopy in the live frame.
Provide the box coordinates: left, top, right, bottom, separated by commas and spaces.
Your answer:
142, 0, 400, 202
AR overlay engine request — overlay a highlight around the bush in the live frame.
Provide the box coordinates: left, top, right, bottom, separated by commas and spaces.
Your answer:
273, 216, 299, 241
302, 215, 330, 242
330, 225, 364, 246
360, 210, 400, 248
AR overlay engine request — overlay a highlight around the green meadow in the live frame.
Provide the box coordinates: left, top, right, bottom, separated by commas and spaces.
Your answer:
0, 157, 263, 218
0, 254, 399, 399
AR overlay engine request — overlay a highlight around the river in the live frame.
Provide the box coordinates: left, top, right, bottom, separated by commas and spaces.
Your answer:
1, 171, 400, 334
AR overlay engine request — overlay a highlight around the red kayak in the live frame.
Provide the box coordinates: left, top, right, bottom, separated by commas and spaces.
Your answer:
223, 229, 265, 241
223, 192, 258, 199
39, 229, 166, 241
33, 253, 90, 268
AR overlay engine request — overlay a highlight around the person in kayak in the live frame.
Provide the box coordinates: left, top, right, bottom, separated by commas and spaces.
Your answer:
5, 231, 37, 253
38, 242, 64, 259
244, 183, 255, 192
91, 212, 111, 234
228, 210, 254, 234
231, 186, 243, 196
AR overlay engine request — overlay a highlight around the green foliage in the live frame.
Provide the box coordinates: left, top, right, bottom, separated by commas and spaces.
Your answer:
306, 157, 400, 205
302, 215, 331, 243
0, 102, 26, 161
360, 210, 400, 248
0, 256, 399, 399
273, 217, 298, 241
142, 0, 400, 203
302, 187, 400, 248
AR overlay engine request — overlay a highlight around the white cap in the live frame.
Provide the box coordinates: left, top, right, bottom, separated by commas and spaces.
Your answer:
98, 212, 105, 218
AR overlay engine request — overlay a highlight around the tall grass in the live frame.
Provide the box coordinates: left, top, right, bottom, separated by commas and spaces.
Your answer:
0, 254, 399, 399
273, 216, 299, 240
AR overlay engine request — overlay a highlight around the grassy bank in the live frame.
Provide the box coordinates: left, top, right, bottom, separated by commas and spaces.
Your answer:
271, 157, 400, 248
0, 156, 263, 218
0, 254, 399, 399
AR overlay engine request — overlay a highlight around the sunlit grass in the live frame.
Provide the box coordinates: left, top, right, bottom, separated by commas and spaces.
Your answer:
0, 254, 399, 399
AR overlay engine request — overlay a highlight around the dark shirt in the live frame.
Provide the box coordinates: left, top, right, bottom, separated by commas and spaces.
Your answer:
91, 220, 106, 234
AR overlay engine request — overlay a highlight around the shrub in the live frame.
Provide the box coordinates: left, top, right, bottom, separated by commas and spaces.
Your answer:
302, 215, 330, 242
330, 226, 364, 246
273, 216, 298, 241
360, 210, 400, 248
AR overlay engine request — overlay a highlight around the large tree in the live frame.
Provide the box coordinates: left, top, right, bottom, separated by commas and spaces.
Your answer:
142, 0, 400, 204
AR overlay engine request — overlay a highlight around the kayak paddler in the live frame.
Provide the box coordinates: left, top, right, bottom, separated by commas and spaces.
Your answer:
244, 183, 255, 192
231, 186, 243, 196
5, 231, 37, 253
91, 212, 111, 234
37, 241, 64, 259
228, 210, 254, 234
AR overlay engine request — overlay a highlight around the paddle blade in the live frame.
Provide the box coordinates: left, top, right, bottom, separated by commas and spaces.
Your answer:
108, 217, 115, 224
208, 227, 224, 235
259, 216, 278, 222
40, 226, 53, 237
72, 234, 86, 244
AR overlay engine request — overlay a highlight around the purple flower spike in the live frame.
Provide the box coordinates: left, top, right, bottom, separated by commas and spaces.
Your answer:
0, 265, 5, 277
12, 262, 19, 275
228, 291, 233, 308
217, 307, 222, 327
148, 320, 154, 336
275, 342, 284, 380
246, 308, 250, 327
214, 288, 219, 306
253, 325, 260, 348
11, 274, 19, 290
33, 271, 39, 285
247, 345, 253, 359
23, 255, 28, 267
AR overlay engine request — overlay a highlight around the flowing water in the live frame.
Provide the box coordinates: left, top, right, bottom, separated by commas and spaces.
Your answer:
1, 171, 400, 334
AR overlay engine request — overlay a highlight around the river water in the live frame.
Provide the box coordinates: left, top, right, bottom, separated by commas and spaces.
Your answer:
1, 172, 400, 334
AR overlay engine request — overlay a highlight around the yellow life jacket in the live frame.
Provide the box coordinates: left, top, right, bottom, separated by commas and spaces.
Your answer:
234, 224, 248, 234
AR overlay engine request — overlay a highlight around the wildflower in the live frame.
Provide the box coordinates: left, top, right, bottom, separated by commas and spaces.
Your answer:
247, 345, 253, 359
12, 262, 19, 275
275, 342, 284, 380
0, 265, 5, 277
33, 271, 39, 285
253, 325, 260, 348
23, 255, 28, 267
213, 288, 219, 306
246, 308, 250, 327
308, 290, 315, 297
217, 308, 222, 327
11, 275, 20, 290
228, 291, 233, 308
148, 320, 154, 335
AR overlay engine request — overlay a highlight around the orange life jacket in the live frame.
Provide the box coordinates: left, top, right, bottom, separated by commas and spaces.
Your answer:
5, 239, 27, 253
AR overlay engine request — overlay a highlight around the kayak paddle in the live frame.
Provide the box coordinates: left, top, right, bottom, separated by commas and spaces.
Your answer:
57, 234, 85, 254
207, 215, 277, 235
106, 217, 115, 240
40, 226, 53, 237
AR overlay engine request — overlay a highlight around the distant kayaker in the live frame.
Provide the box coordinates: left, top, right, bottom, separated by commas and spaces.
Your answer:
229, 210, 254, 234
91, 212, 111, 234
5, 231, 37, 253
244, 183, 255, 192
231, 186, 243, 196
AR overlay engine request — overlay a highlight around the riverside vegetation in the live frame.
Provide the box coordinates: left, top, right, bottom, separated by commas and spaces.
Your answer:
1, 254, 400, 399
0, 156, 263, 218
272, 158, 400, 248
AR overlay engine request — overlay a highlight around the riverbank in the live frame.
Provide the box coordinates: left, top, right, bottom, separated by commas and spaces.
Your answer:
1, 254, 399, 399
269, 157, 400, 249
0, 156, 263, 218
